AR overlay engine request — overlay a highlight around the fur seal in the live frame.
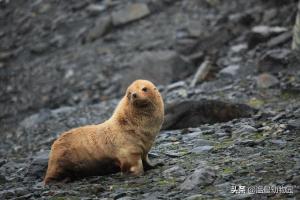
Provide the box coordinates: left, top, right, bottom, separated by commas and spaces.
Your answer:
44, 80, 164, 184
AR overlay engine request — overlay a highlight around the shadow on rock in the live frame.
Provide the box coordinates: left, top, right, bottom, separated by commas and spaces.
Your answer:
162, 100, 257, 130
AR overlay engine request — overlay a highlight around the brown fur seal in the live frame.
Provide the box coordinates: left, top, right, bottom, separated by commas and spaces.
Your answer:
44, 80, 164, 184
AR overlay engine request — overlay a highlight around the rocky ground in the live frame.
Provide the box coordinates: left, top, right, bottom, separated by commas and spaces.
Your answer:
0, 0, 300, 199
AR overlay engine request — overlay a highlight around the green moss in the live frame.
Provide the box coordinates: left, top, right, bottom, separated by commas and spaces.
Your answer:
223, 167, 233, 174
247, 98, 264, 108
157, 178, 176, 186
246, 132, 265, 140
213, 140, 233, 151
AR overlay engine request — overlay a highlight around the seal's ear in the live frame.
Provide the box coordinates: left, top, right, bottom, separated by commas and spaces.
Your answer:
127, 91, 131, 100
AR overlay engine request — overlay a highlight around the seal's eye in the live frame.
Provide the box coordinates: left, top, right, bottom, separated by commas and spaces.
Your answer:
142, 87, 148, 92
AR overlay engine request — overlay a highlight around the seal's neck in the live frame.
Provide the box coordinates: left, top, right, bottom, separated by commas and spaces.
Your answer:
111, 97, 163, 130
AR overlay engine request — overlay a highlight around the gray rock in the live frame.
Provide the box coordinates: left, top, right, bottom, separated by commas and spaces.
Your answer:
215, 132, 230, 138
185, 194, 206, 200
292, 175, 300, 185
257, 49, 291, 73
0, 51, 14, 61
0, 190, 14, 199
267, 31, 292, 48
180, 161, 216, 190
219, 65, 240, 77
248, 26, 287, 48
235, 139, 258, 147
262, 8, 277, 22
190, 60, 212, 87
190, 146, 213, 154
270, 139, 286, 145
120, 51, 193, 91
163, 100, 256, 130
19, 110, 50, 129
86, 4, 106, 16
0, 159, 7, 167
26, 150, 49, 178
30, 42, 49, 54
256, 73, 279, 88
193, 139, 214, 146
231, 44, 247, 53
294, 108, 300, 118
112, 3, 150, 26
0, 187, 28, 199
182, 132, 203, 141
251, 25, 287, 37
86, 16, 112, 42
163, 165, 186, 178
50, 34, 67, 48
0, 174, 7, 184
36, 3, 51, 14
240, 125, 257, 133
166, 81, 187, 91
165, 151, 190, 158
287, 119, 300, 130
117, 197, 134, 200
112, 192, 127, 199
233, 193, 253, 200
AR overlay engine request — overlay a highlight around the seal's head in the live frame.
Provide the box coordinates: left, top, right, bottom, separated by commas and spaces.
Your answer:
126, 80, 162, 109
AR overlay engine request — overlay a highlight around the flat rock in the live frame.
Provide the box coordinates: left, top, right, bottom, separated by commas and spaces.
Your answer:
180, 161, 216, 190
239, 124, 257, 133
256, 73, 279, 88
190, 145, 213, 154
248, 26, 287, 48
0, 51, 14, 61
26, 150, 49, 179
163, 100, 256, 130
219, 65, 240, 77
86, 16, 112, 42
235, 139, 259, 147
256, 49, 291, 73
267, 31, 292, 48
163, 165, 186, 178
30, 42, 49, 54
112, 3, 150, 26
287, 119, 300, 130
251, 25, 287, 36
86, 4, 106, 16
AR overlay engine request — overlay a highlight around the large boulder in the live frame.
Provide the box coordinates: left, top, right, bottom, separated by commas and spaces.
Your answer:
120, 51, 194, 91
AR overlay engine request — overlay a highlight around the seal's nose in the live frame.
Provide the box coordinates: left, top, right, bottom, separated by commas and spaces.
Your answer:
132, 93, 137, 99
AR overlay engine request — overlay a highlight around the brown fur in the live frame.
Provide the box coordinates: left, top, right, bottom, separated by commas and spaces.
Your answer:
44, 80, 164, 184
